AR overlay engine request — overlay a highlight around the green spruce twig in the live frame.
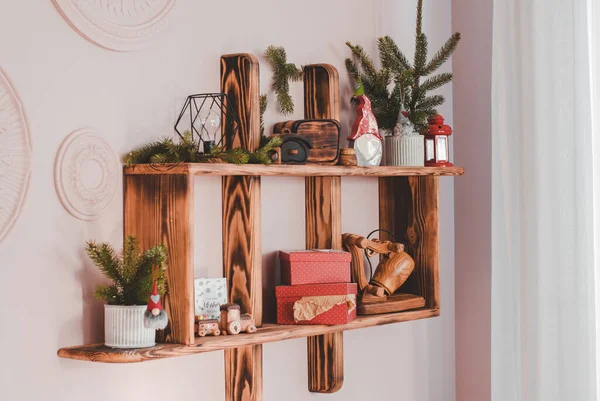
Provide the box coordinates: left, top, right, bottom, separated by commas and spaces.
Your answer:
264, 46, 303, 115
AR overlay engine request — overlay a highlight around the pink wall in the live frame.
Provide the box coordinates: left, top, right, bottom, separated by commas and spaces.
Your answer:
452, 0, 493, 400
0, 1, 457, 400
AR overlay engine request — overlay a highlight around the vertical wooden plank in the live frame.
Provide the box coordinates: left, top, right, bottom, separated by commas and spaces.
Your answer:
304, 64, 344, 394
123, 173, 195, 345
379, 176, 440, 309
221, 53, 262, 401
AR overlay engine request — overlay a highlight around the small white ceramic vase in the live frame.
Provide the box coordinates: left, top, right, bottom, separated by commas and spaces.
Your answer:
385, 134, 425, 167
104, 305, 156, 349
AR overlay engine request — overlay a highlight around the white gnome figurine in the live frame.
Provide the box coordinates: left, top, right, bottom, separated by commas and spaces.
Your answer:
393, 106, 414, 137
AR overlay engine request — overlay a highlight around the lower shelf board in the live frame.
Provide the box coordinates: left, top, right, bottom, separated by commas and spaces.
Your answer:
57, 308, 439, 363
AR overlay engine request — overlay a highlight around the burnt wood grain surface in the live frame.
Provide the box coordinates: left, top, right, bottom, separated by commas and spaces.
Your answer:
57, 308, 440, 363
123, 174, 194, 345
124, 163, 465, 177
221, 53, 262, 401
379, 176, 440, 309
303, 63, 344, 394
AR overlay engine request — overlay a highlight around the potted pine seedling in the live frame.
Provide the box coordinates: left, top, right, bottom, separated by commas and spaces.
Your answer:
86, 236, 168, 349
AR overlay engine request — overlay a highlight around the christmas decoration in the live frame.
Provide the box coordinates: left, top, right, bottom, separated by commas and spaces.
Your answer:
219, 304, 257, 335
144, 282, 168, 330
123, 131, 283, 166
348, 79, 383, 166
345, 0, 461, 133
194, 278, 227, 320
264, 46, 304, 115
86, 236, 167, 306
424, 114, 453, 167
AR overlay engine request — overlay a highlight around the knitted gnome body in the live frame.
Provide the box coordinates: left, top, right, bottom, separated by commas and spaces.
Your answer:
348, 80, 382, 166
144, 283, 168, 330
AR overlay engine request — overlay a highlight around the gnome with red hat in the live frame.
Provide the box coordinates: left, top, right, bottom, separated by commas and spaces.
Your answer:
348, 78, 383, 166
144, 283, 168, 330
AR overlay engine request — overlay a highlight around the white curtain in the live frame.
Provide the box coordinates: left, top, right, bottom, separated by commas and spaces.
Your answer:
492, 1, 598, 401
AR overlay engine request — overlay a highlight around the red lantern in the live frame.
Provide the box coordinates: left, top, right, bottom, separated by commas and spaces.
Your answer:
424, 114, 453, 167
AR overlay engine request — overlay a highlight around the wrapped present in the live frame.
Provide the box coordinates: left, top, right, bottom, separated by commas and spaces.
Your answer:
279, 249, 351, 285
276, 283, 358, 325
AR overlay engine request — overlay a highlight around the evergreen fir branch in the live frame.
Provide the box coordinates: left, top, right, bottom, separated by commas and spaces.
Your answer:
345, 42, 378, 81
423, 33, 461, 76
378, 35, 412, 71
220, 148, 250, 164
121, 235, 141, 285
413, 33, 429, 74
95, 284, 122, 305
345, 58, 360, 82
86, 241, 121, 283
416, 0, 423, 37
417, 95, 445, 111
420, 73, 453, 92
264, 46, 303, 115
123, 138, 171, 166
249, 135, 283, 164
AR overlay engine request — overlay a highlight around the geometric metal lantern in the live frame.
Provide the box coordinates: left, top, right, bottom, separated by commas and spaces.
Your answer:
174, 93, 240, 154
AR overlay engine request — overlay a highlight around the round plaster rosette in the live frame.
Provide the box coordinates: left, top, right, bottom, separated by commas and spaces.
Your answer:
54, 128, 119, 220
0, 69, 32, 243
52, 0, 176, 51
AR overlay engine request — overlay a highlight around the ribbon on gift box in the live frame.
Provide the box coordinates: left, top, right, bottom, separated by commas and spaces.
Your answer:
293, 294, 357, 322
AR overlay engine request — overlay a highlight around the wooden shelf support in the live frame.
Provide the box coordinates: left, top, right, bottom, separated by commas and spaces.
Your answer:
379, 176, 440, 309
303, 64, 345, 394
123, 174, 195, 345
221, 53, 263, 401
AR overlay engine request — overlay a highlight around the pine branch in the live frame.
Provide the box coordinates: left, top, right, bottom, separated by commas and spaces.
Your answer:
423, 33, 461, 76
420, 73, 453, 92
345, 42, 378, 82
86, 241, 121, 284
95, 284, 122, 305
123, 139, 171, 166
414, 33, 429, 75
378, 35, 412, 71
416, 95, 445, 111
345, 58, 360, 82
416, 0, 423, 37
249, 135, 283, 164
121, 235, 141, 285
264, 46, 303, 115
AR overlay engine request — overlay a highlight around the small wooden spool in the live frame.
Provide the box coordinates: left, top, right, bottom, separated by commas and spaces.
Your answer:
338, 148, 358, 166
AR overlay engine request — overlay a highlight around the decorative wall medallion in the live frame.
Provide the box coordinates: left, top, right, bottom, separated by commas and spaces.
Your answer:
0, 69, 32, 243
55, 128, 119, 220
52, 0, 176, 52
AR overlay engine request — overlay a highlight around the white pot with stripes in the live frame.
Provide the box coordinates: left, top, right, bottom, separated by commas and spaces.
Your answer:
104, 305, 155, 349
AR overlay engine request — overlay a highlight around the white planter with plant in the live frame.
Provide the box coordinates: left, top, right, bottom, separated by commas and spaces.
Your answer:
86, 236, 168, 349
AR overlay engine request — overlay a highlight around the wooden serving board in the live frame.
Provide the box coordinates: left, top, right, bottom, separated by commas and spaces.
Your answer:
358, 293, 425, 315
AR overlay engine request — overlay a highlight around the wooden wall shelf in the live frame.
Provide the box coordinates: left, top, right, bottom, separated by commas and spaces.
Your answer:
58, 307, 438, 364
124, 163, 465, 177
57, 55, 463, 401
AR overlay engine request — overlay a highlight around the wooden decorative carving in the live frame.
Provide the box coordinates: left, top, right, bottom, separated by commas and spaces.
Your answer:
55, 128, 119, 220
303, 64, 344, 394
123, 174, 195, 345
0, 68, 32, 243
221, 53, 262, 401
379, 176, 440, 309
52, 0, 176, 51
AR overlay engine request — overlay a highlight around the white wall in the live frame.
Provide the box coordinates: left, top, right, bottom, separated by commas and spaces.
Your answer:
452, 0, 493, 400
0, 1, 456, 400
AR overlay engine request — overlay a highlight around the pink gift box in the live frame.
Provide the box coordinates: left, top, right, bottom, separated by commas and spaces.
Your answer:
279, 250, 351, 285
276, 282, 358, 325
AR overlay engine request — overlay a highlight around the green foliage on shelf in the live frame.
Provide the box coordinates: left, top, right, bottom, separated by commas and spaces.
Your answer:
123, 130, 283, 166
345, 0, 460, 132
260, 94, 268, 136
87, 236, 168, 306
264, 45, 304, 115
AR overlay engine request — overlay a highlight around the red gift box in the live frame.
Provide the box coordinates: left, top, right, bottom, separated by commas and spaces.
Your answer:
276, 283, 358, 325
279, 250, 351, 285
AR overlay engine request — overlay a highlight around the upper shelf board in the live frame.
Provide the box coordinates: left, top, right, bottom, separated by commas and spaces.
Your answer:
123, 163, 465, 177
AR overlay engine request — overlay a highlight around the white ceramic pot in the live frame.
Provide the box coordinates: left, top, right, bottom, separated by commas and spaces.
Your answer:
385, 134, 425, 167
104, 305, 155, 349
